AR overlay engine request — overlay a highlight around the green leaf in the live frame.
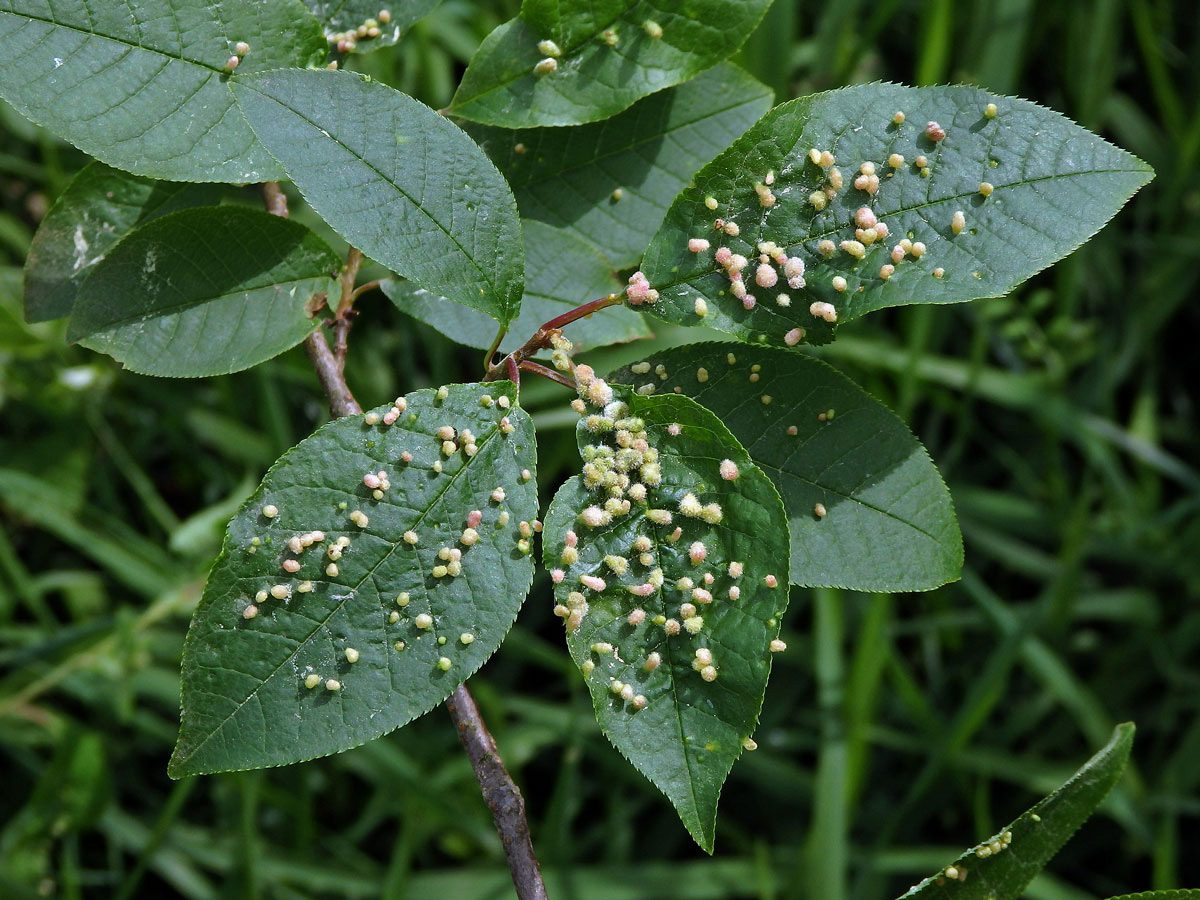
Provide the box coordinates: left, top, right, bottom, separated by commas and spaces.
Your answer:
465, 63, 773, 269
233, 69, 524, 326
23, 162, 225, 323
303, 0, 441, 52
542, 377, 790, 852
67, 207, 338, 378
382, 220, 649, 354
896, 723, 1134, 900
611, 343, 961, 591
448, 0, 774, 128
0, 0, 327, 182
170, 381, 538, 777
1100, 894, 1200, 900
640, 83, 1154, 350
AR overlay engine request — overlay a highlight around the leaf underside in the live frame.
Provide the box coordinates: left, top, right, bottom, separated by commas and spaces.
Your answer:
640, 83, 1154, 351
171, 381, 538, 777
23, 161, 225, 323
449, 0, 773, 128
543, 380, 790, 852
233, 69, 525, 326
0, 0, 327, 182
896, 723, 1134, 900
465, 63, 773, 269
68, 206, 338, 378
611, 343, 962, 592
383, 220, 649, 355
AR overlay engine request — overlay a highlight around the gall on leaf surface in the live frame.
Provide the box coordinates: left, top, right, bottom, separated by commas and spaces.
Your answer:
465, 63, 773, 269
233, 69, 525, 327
543, 378, 790, 852
170, 381, 537, 777
639, 83, 1154, 351
382, 220, 649, 355
67, 207, 338, 378
302, 0, 440, 53
611, 343, 961, 592
23, 161, 225, 324
897, 723, 1134, 900
448, 0, 773, 128
0, 0, 326, 182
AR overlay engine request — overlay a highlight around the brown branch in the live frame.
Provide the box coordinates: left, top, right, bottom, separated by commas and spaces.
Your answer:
332, 247, 363, 366
261, 181, 289, 218
446, 686, 549, 900
262, 183, 547, 900
303, 335, 362, 417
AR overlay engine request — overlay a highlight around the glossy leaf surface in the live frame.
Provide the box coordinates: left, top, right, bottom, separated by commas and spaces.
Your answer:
466, 63, 772, 268
641, 83, 1154, 350
449, 0, 773, 128
544, 378, 789, 851
611, 343, 961, 591
383, 221, 649, 354
171, 381, 537, 776
0, 0, 326, 182
68, 207, 338, 377
234, 69, 525, 325
24, 162, 224, 323
897, 724, 1134, 900
303, 0, 440, 51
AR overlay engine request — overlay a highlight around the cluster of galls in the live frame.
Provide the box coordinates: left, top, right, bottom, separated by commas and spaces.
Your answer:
252, 386, 527, 692
973, 828, 1014, 859
682, 104, 1006, 341
551, 365, 786, 713
624, 270, 659, 305
328, 9, 392, 54
224, 41, 250, 72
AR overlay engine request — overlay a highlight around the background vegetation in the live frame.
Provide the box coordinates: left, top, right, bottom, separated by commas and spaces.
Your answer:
1, 1, 1196, 897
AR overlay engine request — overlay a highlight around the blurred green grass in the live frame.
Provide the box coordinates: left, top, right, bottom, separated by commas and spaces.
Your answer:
1, 1, 1197, 898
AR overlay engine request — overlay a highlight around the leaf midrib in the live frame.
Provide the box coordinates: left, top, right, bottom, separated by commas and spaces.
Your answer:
512, 91, 770, 192
238, 79, 510, 320
176, 405, 510, 769
4, 7, 233, 74
653, 165, 1152, 298
75, 275, 328, 336
451, 5, 636, 112
696, 380, 951, 549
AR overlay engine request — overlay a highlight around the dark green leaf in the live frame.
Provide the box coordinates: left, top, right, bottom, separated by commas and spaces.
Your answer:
170, 381, 538, 776
233, 69, 524, 326
543, 377, 790, 852
611, 343, 961, 591
896, 723, 1134, 900
640, 84, 1154, 350
68, 207, 338, 378
0, 0, 327, 182
382, 220, 649, 354
449, 0, 774, 128
303, 0, 440, 52
466, 63, 772, 268
23, 162, 224, 323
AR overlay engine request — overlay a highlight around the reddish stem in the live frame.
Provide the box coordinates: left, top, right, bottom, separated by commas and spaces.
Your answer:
519, 360, 576, 388
484, 293, 623, 383
541, 293, 622, 331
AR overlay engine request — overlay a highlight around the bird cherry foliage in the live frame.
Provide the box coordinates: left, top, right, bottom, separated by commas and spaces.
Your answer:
6, 0, 1154, 866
